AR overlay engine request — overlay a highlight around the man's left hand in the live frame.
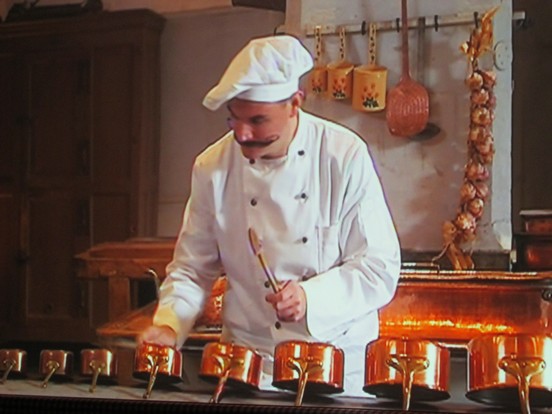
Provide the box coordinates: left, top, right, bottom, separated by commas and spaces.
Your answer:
265, 280, 306, 322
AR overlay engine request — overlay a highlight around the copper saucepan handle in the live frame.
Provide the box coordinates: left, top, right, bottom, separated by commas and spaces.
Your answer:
287, 356, 323, 407
41, 360, 60, 388
209, 354, 231, 404
1, 359, 16, 384
386, 354, 429, 411
499, 355, 546, 414
143, 354, 167, 399
88, 360, 106, 393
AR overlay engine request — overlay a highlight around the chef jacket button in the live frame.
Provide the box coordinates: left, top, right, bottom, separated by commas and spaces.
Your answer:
302, 236, 308, 243
298, 150, 305, 156
249, 159, 255, 164
264, 281, 270, 288
300, 192, 307, 200
275, 321, 281, 329
250, 198, 257, 206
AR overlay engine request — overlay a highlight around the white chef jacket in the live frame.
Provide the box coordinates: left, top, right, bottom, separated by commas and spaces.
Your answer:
154, 109, 401, 397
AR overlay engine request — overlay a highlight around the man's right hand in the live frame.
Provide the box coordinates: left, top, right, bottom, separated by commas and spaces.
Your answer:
137, 325, 177, 347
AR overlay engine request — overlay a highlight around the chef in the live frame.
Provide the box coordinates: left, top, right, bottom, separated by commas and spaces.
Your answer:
138, 34, 401, 397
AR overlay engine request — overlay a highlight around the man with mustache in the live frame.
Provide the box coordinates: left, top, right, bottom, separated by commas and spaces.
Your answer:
138, 34, 401, 397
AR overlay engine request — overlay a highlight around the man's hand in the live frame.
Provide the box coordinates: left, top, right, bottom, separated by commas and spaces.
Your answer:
137, 325, 177, 347
265, 280, 306, 322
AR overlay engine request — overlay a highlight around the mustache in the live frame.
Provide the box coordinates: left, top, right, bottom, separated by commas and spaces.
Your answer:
234, 134, 278, 148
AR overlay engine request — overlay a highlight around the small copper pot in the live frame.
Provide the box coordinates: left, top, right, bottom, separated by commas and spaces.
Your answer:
272, 341, 344, 406
467, 334, 552, 414
364, 337, 450, 411
0, 349, 27, 383
39, 349, 74, 388
80, 348, 118, 392
199, 342, 263, 403
133, 342, 182, 399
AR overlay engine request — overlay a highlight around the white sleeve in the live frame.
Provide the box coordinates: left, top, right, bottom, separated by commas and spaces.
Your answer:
153, 162, 222, 348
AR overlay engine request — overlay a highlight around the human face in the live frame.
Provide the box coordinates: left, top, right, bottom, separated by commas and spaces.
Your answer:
226, 93, 301, 160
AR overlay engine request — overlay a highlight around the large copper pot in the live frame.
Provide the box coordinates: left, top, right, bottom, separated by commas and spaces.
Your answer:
199, 342, 263, 403
272, 341, 344, 406
467, 334, 552, 414
133, 342, 182, 399
364, 337, 450, 411
0, 349, 27, 383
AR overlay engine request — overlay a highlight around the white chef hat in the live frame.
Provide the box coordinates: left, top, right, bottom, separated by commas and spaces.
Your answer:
202, 34, 314, 111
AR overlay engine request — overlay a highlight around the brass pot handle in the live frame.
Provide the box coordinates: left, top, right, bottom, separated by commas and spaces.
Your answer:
88, 360, 106, 393
287, 357, 323, 407
386, 354, 429, 411
142, 354, 168, 399
209, 353, 247, 403
209, 354, 231, 404
1, 359, 16, 384
499, 355, 546, 414
41, 360, 60, 388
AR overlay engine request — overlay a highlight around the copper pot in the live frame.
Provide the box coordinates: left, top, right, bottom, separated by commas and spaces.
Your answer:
133, 342, 182, 399
39, 349, 74, 388
0, 349, 27, 383
199, 342, 263, 403
467, 334, 552, 414
80, 348, 118, 393
272, 340, 344, 406
364, 337, 450, 411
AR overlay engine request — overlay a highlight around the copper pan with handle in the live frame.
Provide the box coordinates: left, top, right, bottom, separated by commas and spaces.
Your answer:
80, 348, 118, 393
272, 340, 344, 406
199, 341, 263, 403
0, 349, 27, 383
467, 334, 552, 414
39, 349, 74, 388
133, 342, 183, 399
364, 337, 450, 411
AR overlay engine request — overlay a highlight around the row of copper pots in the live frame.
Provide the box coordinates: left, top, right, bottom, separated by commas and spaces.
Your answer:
4, 334, 550, 412
193, 334, 552, 411
366, 334, 552, 413
0, 348, 117, 392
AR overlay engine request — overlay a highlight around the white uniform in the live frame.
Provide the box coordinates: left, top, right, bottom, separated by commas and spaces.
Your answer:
154, 109, 401, 397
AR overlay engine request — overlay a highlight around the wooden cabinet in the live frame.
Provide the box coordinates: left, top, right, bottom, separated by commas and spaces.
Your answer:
0, 10, 165, 343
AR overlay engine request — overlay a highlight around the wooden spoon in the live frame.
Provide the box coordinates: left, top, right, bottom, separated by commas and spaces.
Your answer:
386, 0, 429, 137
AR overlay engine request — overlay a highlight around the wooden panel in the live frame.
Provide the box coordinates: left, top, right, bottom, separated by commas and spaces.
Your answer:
27, 191, 83, 318
0, 55, 20, 186
92, 194, 131, 243
27, 52, 90, 185
0, 196, 17, 331
92, 45, 133, 191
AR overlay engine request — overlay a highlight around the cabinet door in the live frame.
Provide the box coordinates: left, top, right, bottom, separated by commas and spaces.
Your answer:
0, 54, 23, 336
14, 51, 93, 341
91, 43, 136, 243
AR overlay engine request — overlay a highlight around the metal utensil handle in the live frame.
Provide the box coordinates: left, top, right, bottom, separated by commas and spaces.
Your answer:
314, 25, 323, 66
368, 22, 377, 66
339, 26, 346, 61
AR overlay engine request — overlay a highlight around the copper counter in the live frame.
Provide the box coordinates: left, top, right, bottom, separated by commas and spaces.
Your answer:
76, 239, 552, 348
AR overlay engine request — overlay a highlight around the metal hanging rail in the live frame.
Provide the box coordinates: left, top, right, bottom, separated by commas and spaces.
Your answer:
300, 10, 527, 37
